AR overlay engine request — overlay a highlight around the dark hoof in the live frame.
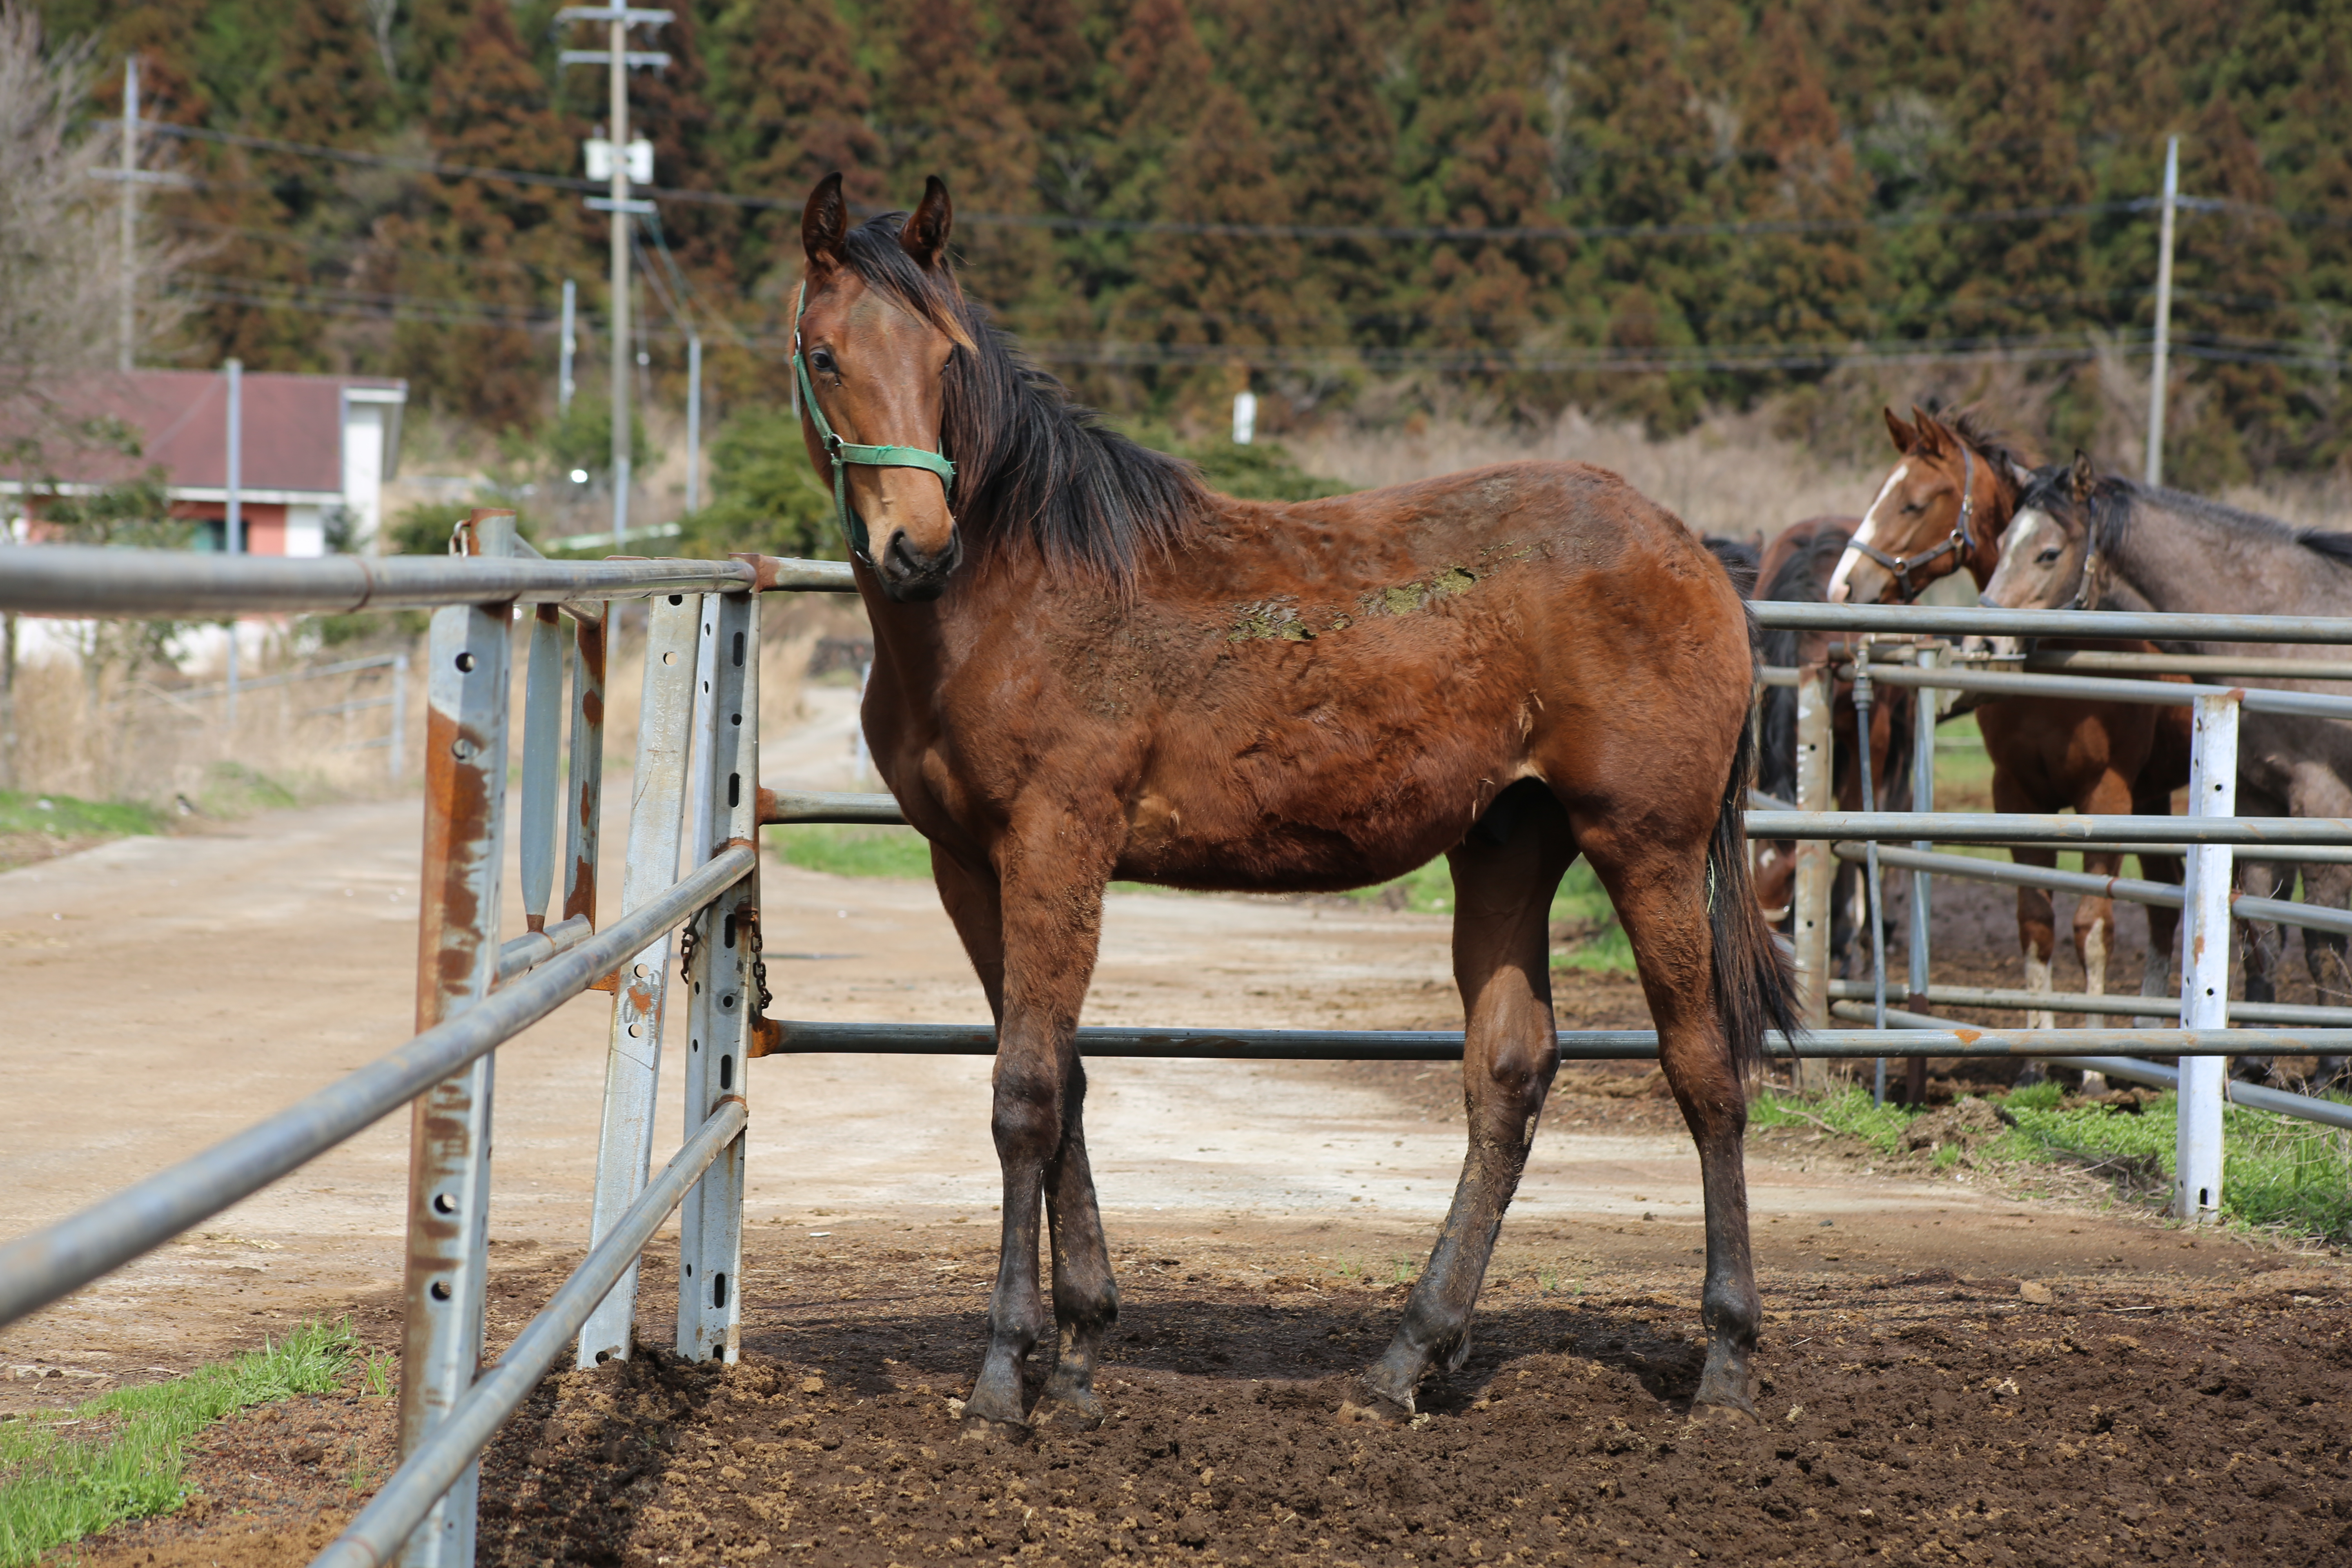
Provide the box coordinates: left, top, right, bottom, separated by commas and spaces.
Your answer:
1035, 1382, 1106, 1431
1689, 1396, 1760, 1429
958, 1414, 1031, 1443
1338, 1382, 1415, 1427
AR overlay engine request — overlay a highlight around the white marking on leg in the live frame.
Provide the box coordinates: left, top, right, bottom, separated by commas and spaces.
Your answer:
2083, 919, 2109, 1032
2025, 950, 2054, 1033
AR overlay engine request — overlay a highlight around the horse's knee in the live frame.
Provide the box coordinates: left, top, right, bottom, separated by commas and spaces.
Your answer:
991, 1067, 1063, 1161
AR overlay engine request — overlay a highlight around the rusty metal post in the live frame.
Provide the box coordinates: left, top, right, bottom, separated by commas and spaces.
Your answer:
397, 594, 512, 1568
561, 609, 606, 929
678, 592, 757, 1362
577, 590, 701, 1367
1791, 662, 1833, 1094
519, 606, 565, 933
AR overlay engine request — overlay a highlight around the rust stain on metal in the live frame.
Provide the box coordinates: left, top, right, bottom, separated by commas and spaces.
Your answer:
525, 911, 546, 933
748, 1017, 784, 1058
757, 786, 783, 826
733, 551, 782, 591
1953, 1028, 1981, 1045
414, 705, 496, 1031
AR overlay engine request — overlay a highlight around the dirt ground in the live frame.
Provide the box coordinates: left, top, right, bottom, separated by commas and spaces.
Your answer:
7, 683, 2351, 1565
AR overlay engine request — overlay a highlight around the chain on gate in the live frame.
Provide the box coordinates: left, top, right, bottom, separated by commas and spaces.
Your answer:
679, 906, 772, 1017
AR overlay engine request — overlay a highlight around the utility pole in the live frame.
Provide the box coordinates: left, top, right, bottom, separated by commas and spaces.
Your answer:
685, 332, 702, 513
225, 358, 243, 556
2146, 135, 2179, 488
225, 357, 242, 733
559, 279, 578, 412
118, 57, 138, 371
558, 8, 669, 548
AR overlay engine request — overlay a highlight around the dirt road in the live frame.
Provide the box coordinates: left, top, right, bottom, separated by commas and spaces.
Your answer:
8, 686, 2349, 1566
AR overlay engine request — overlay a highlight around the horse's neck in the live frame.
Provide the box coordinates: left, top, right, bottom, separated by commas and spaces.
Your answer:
2103, 496, 2314, 618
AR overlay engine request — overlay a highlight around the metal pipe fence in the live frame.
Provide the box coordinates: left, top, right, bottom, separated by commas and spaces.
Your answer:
11, 542, 2352, 1566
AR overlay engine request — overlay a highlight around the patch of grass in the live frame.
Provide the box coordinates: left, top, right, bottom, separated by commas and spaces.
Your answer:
197, 761, 301, 817
1997, 1090, 2352, 1241
0, 1319, 358, 1566
771, 824, 935, 880
1754, 1079, 2352, 1243
0, 791, 164, 840
1751, 1083, 1925, 1154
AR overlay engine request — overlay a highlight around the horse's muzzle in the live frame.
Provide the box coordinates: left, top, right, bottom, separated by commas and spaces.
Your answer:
878, 524, 963, 603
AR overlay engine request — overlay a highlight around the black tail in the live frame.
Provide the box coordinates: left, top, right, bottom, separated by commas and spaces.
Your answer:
1708, 693, 1803, 1080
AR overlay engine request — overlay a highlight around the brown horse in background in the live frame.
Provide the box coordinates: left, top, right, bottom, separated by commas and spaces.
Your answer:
793, 175, 1796, 1430
1829, 408, 2189, 1044
1751, 518, 1914, 964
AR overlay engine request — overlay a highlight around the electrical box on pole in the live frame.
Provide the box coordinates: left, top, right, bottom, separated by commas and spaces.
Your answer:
557, 7, 671, 548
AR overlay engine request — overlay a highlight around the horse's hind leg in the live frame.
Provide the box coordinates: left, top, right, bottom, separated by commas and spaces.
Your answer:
1581, 820, 1762, 1417
1037, 1069, 1117, 1427
1359, 786, 1572, 1416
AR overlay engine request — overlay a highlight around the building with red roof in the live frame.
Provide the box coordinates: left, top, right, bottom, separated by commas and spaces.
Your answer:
2, 369, 407, 555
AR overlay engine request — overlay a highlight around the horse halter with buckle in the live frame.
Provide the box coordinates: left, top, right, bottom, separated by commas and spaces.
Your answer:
792, 281, 958, 566
1848, 443, 1978, 604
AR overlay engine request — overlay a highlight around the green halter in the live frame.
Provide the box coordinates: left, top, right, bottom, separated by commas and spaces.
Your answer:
793, 282, 958, 564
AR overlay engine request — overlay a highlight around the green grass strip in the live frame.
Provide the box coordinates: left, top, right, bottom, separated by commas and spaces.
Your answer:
1752, 1081, 2352, 1242
0, 1319, 359, 1567
0, 791, 164, 840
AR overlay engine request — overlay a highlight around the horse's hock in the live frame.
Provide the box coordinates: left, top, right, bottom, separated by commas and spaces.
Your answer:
8, 538, 2352, 1567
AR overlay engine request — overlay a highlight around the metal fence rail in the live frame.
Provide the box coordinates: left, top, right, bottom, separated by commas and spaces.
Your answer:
0, 846, 751, 1330
0, 523, 795, 1568
14, 541, 2352, 1568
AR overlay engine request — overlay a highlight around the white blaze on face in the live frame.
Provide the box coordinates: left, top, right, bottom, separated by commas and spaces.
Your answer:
1986, 506, 2060, 605
1826, 462, 1909, 601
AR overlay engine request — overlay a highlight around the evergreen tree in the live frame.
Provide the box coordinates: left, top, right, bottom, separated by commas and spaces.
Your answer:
2167, 95, 2308, 484
1396, 0, 1564, 380
1715, 9, 1875, 370
382, 3, 570, 429
1114, 78, 1336, 424
872, 0, 1051, 321
1222, 0, 1404, 343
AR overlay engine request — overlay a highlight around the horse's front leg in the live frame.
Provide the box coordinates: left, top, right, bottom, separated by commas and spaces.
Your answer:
1360, 793, 1572, 1416
951, 834, 1116, 1434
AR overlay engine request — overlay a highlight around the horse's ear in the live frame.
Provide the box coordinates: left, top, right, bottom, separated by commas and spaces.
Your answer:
901, 176, 953, 270
2071, 449, 2097, 501
802, 172, 849, 272
1909, 405, 1945, 455
1883, 406, 1916, 453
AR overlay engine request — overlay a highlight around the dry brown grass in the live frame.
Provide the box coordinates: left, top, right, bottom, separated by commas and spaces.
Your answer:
1287, 405, 1887, 539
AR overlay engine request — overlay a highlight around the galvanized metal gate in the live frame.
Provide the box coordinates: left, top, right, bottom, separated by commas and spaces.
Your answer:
2, 538, 2350, 1568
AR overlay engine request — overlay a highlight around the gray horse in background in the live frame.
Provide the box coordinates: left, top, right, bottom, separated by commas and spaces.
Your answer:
1982, 453, 2351, 1091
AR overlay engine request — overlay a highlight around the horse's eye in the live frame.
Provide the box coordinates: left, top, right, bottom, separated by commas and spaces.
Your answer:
810, 349, 837, 375
1901, 501, 1924, 514
2037, 547, 2062, 564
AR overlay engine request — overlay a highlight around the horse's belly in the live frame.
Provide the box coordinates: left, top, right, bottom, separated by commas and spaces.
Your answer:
1111, 755, 1518, 893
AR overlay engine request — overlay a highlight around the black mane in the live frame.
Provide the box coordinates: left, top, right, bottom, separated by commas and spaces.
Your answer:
2016, 464, 2350, 571
1938, 405, 2038, 481
837, 215, 1207, 578
1753, 521, 1852, 804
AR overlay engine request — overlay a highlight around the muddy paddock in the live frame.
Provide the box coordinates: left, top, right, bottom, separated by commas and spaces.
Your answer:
78, 1215, 2352, 1568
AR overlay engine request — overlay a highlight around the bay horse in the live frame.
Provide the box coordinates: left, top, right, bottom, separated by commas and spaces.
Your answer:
791, 174, 1795, 1429
1826, 408, 2189, 1047
1750, 517, 1914, 963
1984, 454, 2352, 1090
